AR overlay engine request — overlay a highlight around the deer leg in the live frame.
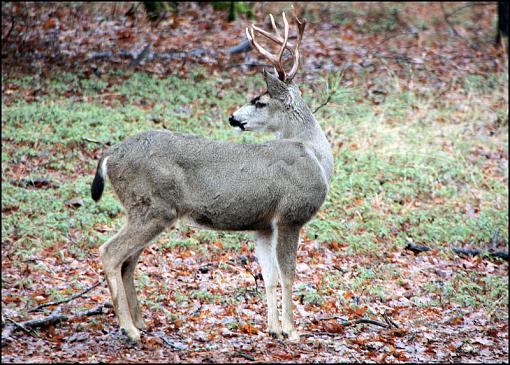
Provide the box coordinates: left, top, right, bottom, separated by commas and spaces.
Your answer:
121, 249, 144, 329
254, 230, 282, 338
275, 225, 301, 341
99, 220, 164, 343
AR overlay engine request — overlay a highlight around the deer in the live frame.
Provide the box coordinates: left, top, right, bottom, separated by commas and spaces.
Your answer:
90, 11, 333, 344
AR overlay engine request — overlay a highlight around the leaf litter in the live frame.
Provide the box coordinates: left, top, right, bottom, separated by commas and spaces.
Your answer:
1, 2, 508, 363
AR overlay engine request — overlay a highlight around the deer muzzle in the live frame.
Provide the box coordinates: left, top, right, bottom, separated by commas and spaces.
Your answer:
229, 115, 246, 130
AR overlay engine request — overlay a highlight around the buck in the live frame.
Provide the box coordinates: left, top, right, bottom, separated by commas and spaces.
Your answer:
91, 11, 333, 343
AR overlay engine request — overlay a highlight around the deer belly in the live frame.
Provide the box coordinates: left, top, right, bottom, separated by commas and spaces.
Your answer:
186, 199, 276, 232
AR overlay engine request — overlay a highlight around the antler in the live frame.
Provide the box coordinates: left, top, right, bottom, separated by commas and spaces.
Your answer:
246, 10, 306, 82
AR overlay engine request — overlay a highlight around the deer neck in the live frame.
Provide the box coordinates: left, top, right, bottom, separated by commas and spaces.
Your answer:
279, 102, 334, 183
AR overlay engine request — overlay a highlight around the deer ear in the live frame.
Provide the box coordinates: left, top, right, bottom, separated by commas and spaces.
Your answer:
263, 69, 289, 99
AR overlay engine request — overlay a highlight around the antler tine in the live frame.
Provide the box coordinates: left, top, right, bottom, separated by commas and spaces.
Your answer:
251, 24, 294, 52
286, 10, 306, 82
246, 26, 286, 81
276, 12, 290, 71
246, 12, 290, 81
269, 14, 281, 38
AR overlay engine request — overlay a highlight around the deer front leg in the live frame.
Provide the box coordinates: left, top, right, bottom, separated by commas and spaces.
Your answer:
255, 231, 282, 338
275, 225, 301, 341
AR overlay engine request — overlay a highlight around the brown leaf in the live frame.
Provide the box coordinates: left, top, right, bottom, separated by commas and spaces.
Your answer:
324, 322, 345, 334
239, 323, 258, 334
43, 18, 56, 30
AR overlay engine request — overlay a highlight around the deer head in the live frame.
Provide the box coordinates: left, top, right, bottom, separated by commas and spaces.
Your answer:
229, 11, 307, 137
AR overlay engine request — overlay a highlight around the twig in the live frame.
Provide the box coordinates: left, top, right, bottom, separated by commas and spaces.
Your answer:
440, 3, 478, 51
405, 242, 508, 261
234, 352, 256, 361
305, 330, 340, 337
313, 68, 345, 114
405, 242, 431, 254
382, 312, 399, 329
29, 279, 105, 313
130, 42, 152, 68
4, 304, 107, 339
313, 93, 334, 114
16, 312, 68, 328
1, 13, 15, 44
349, 318, 388, 328
318, 315, 389, 328
244, 267, 261, 294
70, 305, 105, 320
224, 262, 260, 294
3, 317, 39, 337
141, 329, 189, 350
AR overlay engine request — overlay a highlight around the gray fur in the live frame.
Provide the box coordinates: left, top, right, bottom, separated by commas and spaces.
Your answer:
93, 71, 333, 343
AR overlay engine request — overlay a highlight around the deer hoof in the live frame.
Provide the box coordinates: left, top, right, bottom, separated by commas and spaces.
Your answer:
269, 330, 283, 339
122, 327, 141, 344
134, 318, 146, 330
283, 329, 300, 341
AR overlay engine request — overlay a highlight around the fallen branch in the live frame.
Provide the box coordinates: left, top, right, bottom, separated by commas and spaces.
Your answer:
29, 279, 105, 313
233, 352, 256, 361
130, 42, 152, 68
141, 330, 189, 350
348, 318, 388, 328
3, 317, 39, 338
318, 315, 389, 328
382, 312, 399, 329
3, 304, 108, 339
405, 243, 508, 261
17, 311, 68, 329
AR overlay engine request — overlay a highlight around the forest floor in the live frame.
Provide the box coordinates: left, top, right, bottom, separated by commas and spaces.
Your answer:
1, 2, 508, 363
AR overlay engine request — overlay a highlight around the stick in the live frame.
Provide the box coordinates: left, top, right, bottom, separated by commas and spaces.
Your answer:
141, 330, 189, 350
405, 242, 508, 261
318, 316, 389, 328
350, 318, 388, 328
3, 317, 39, 337
130, 42, 152, 68
4, 304, 107, 338
234, 352, 256, 361
17, 313, 68, 328
313, 93, 334, 114
29, 279, 105, 312
382, 312, 399, 329
70, 305, 104, 320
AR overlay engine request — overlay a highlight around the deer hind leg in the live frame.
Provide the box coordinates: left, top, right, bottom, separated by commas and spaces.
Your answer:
121, 248, 144, 329
254, 230, 282, 338
275, 224, 301, 341
99, 219, 165, 343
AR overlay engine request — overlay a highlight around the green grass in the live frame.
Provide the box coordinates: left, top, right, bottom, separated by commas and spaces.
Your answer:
2, 65, 508, 312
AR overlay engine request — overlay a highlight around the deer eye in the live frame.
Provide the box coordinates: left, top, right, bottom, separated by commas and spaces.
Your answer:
255, 101, 267, 108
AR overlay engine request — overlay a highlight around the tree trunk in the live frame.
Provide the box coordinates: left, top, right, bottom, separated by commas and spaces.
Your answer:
496, 2, 508, 47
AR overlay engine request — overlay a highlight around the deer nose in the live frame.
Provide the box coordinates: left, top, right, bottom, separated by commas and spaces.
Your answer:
229, 115, 246, 130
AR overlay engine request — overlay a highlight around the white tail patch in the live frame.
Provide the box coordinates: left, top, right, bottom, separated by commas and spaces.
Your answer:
100, 156, 109, 178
